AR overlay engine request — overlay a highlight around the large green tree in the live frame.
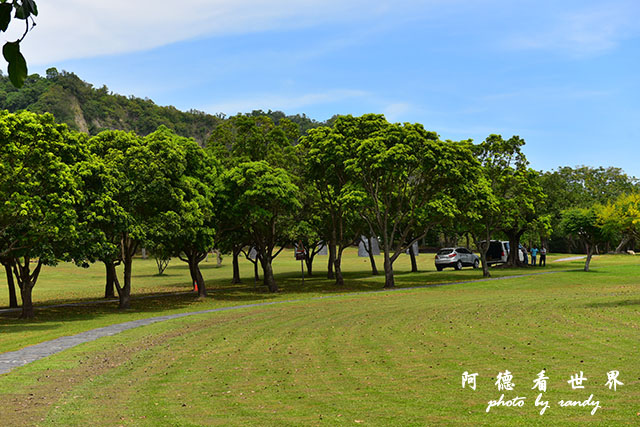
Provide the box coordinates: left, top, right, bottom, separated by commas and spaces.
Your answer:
343, 114, 480, 288
298, 122, 364, 286
0, 111, 85, 318
218, 161, 301, 292
85, 128, 201, 308
560, 207, 607, 271
208, 114, 300, 281
143, 127, 220, 298
472, 135, 546, 266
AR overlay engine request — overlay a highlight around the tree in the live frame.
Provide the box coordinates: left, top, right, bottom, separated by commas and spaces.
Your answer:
472, 135, 546, 267
298, 123, 363, 285
208, 114, 298, 169
0, 111, 85, 318
84, 130, 145, 307
560, 207, 607, 271
602, 192, 640, 252
143, 126, 219, 298
85, 128, 197, 308
342, 114, 480, 288
218, 161, 301, 292
209, 114, 300, 286
539, 166, 638, 252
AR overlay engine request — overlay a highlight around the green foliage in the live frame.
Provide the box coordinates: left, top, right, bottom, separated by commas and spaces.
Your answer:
560, 206, 607, 250
0, 1, 38, 87
0, 110, 85, 262
143, 126, 219, 257
207, 113, 299, 170
221, 161, 301, 231
540, 166, 638, 252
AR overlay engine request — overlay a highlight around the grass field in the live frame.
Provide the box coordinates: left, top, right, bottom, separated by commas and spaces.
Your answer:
0, 250, 639, 425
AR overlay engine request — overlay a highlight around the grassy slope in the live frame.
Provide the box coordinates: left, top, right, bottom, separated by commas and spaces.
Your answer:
0, 252, 638, 425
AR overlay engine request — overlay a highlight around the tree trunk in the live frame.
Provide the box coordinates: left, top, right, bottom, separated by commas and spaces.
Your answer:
3, 261, 18, 308
480, 249, 490, 278
327, 241, 336, 279
117, 254, 133, 309
183, 251, 208, 298
584, 244, 593, 272
104, 261, 116, 298
383, 251, 395, 288
12, 257, 42, 319
305, 253, 314, 277
615, 235, 631, 253
231, 245, 242, 284
409, 244, 418, 273
190, 257, 207, 298
363, 238, 379, 275
261, 258, 278, 292
19, 281, 34, 319
506, 231, 525, 267
368, 249, 379, 275
334, 248, 344, 286
254, 259, 259, 283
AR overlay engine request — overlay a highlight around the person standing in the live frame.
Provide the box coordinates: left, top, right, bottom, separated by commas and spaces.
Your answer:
530, 246, 538, 266
539, 246, 547, 267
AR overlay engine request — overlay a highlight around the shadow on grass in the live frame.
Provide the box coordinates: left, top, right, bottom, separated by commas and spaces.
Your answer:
585, 299, 640, 308
0, 261, 565, 329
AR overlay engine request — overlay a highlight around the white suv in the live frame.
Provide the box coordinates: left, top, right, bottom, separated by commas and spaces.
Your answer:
434, 247, 480, 271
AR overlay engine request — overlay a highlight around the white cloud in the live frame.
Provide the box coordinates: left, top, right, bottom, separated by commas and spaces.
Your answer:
382, 102, 411, 122
205, 89, 369, 115
504, 2, 639, 56
12, 0, 427, 65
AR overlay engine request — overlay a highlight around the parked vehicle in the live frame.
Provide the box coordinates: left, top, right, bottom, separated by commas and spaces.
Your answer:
483, 240, 525, 266
434, 247, 480, 271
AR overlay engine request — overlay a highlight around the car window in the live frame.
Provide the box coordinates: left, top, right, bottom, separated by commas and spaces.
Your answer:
437, 249, 453, 255
457, 248, 469, 254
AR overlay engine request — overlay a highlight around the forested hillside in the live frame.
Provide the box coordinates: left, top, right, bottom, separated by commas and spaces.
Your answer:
0, 68, 321, 144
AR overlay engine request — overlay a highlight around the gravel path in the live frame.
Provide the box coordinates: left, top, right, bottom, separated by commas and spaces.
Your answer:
0, 269, 564, 375
552, 256, 587, 262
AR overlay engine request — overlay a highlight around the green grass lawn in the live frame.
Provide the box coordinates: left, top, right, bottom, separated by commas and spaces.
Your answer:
1, 250, 639, 425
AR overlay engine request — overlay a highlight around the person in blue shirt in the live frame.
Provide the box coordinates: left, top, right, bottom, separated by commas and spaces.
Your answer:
530, 246, 538, 266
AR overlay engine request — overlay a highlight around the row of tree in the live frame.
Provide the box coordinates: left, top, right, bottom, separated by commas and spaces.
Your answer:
2, 110, 639, 319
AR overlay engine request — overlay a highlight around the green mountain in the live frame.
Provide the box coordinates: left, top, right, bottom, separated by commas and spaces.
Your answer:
0, 68, 322, 144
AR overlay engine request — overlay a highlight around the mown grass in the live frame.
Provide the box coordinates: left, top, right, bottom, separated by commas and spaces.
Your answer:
1, 251, 639, 425
0, 249, 572, 353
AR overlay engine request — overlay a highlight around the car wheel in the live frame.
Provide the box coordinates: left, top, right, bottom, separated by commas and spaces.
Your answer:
455, 260, 462, 270
436, 266, 443, 271
473, 259, 479, 269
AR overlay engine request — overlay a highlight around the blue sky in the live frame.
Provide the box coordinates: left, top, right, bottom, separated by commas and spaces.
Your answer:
18, 0, 640, 176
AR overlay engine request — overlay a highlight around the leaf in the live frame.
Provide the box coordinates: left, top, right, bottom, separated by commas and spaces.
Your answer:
0, 3, 11, 32
25, 0, 37, 16
2, 40, 19, 62
3, 41, 27, 88
14, 5, 27, 20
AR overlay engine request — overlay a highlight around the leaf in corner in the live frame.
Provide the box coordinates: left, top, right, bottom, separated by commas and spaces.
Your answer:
0, 3, 11, 32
